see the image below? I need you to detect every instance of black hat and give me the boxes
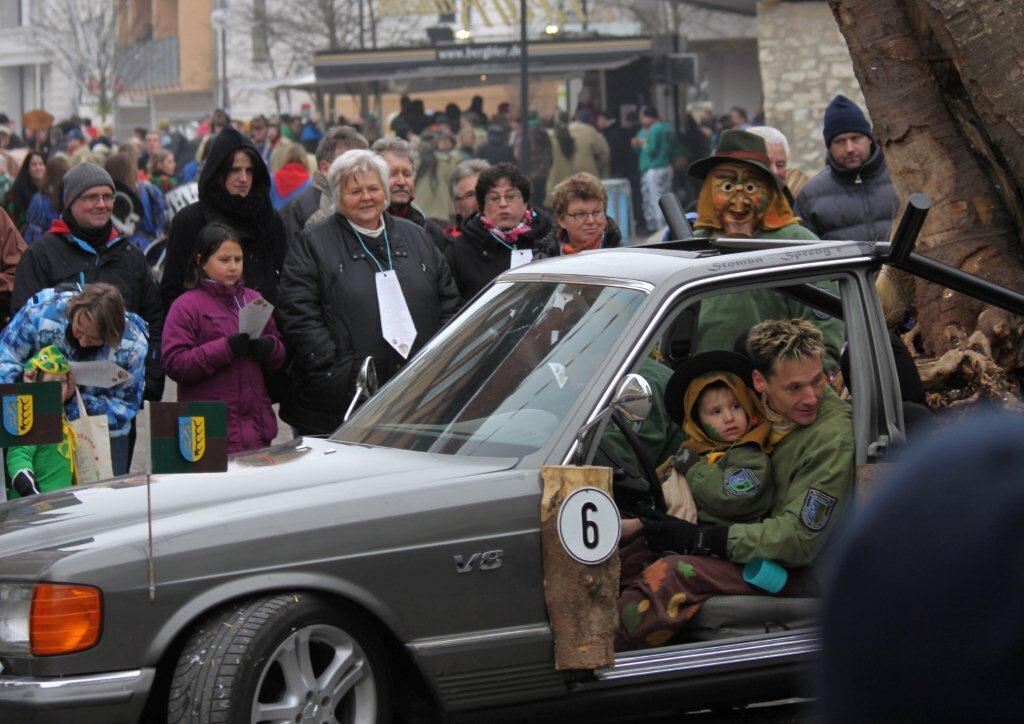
[664,350,755,425]
[822,94,872,146]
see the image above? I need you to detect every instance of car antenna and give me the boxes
[145,404,156,602]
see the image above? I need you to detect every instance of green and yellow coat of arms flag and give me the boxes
[0,382,63,447]
[149,402,228,474]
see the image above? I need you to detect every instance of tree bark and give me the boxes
[540,465,619,670]
[829,1,1024,358]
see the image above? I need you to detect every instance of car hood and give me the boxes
[0,437,517,564]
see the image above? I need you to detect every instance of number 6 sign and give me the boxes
[556,487,620,564]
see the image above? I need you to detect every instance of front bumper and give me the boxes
[0,667,156,723]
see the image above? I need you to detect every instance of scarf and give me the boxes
[762,395,798,446]
[60,208,114,249]
[480,207,535,245]
[201,180,274,236]
[560,228,604,255]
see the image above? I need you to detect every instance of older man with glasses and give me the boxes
[10,161,164,407]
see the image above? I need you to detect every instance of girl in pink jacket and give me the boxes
[162,223,286,453]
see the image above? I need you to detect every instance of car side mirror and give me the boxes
[610,373,652,424]
[573,373,652,466]
[343,356,378,423]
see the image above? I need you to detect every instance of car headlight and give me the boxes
[0,582,102,656]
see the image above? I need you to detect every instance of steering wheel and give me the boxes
[608,410,668,514]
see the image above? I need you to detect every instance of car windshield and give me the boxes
[333,281,646,458]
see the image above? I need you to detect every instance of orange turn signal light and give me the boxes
[30,583,102,656]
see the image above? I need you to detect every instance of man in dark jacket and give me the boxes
[12,163,164,402]
[793,95,899,241]
[370,136,450,252]
[160,127,288,312]
[282,125,368,244]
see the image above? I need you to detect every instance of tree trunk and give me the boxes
[829,1,1024,359]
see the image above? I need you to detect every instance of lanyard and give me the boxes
[489,230,516,251]
[348,221,393,272]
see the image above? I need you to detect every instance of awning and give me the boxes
[311,36,653,93]
[233,72,318,92]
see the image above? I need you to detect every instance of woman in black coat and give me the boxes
[160,127,287,313]
[276,149,461,435]
[445,162,555,300]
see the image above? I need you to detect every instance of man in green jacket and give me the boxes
[617,319,854,650]
[632,106,675,235]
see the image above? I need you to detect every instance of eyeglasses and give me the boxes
[76,192,115,206]
[484,191,523,205]
[455,191,477,202]
[563,209,606,222]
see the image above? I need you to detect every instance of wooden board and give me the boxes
[540,465,620,670]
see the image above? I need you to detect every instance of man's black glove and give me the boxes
[642,511,729,558]
[12,469,40,497]
[226,333,250,358]
[248,337,275,363]
[673,446,701,477]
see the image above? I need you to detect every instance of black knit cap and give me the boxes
[61,162,115,207]
[822,94,872,146]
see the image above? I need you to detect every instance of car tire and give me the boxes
[167,592,392,724]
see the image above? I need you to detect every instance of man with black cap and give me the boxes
[793,94,899,241]
[11,162,163,402]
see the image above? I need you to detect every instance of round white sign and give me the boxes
[556,487,620,565]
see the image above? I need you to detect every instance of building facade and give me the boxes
[0,0,76,123]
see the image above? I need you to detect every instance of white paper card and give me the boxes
[510,249,533,269]
[375,270,417,359]
[69,360,131,388]
[548,362,568,389]
[239,297,274,338]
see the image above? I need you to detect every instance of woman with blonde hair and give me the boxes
[547,172,622,256]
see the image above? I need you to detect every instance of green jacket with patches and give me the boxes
[692,225,845,369]
[725,388,854,566]
[690,444,772,526]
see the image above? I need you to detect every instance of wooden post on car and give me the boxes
[540,465,620,669]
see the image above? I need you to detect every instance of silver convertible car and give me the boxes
[2,201,1022,723]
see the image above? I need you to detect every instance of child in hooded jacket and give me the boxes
[161,223,286,454]
[663,350,774,526]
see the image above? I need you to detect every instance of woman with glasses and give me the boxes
[445,162,555,299]
[547,172,622,256]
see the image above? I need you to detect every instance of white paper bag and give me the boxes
[661,469,698,524]
[71,391,113,483]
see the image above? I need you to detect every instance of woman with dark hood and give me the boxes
[160,127,287,313]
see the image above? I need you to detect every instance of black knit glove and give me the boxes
[673,447,701,477]
[642,512,728,558]
[226,333,250,359]
[248,337,275,363]
[12,469,40,497]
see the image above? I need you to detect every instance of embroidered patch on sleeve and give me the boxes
[724,468,762,497]
[800,488,838,531]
